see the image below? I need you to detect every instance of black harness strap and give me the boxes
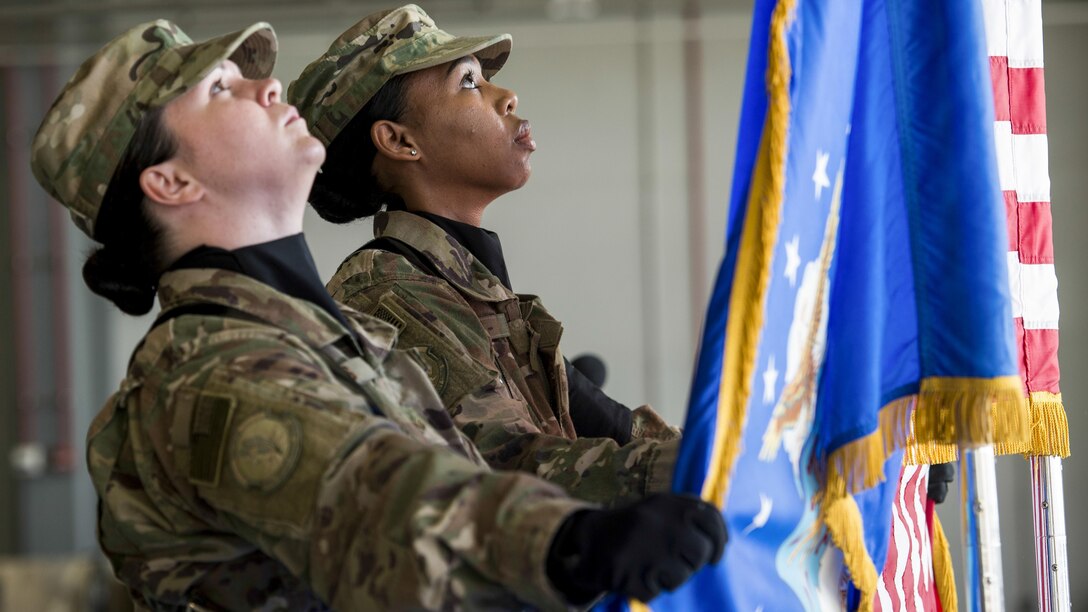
[152,302,265,330]
[362,236,442,278]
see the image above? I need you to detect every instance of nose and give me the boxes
[496,85,517,115]
[257,77,282,106]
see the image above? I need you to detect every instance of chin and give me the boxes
[512,165,532,190]
[302,140,326,166]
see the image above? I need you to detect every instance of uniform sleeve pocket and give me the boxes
[190,370,360,538]
[371,291,496,409]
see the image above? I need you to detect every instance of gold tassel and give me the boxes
[1011,392,1069,458]
[816,406,906,610]
[821,495,877,612]
[911,376,1028,447]
[820,398,914,495]
[629,601,652,612]
[931,509,958,612]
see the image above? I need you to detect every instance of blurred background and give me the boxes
[0,0,1084,609]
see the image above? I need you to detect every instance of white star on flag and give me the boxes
[741,493,774,536]
[762,354,778,404]
[812,149,831,200]
[784,234,800,287]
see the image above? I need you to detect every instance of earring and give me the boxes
[410,149,418,156]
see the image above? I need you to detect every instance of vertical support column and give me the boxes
[1030,455,1070,612]
[0,66,17,554]
[634,0,662,407]
[959,446,1005,612]
[43,64,73,474]
[683,0,707,339]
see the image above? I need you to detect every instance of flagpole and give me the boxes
[1030,456,1071,612]
[959,446,1004,612]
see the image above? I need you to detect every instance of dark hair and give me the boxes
[310,72,413,223]
[83,105,177,315]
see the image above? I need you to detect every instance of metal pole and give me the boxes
[959,445,1004,612]
[1030,456,1070,612]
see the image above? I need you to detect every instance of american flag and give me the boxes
[982,0,1064,435]
[986,0,1068,609]
[875,466,941,612]
[875,1,1063,610]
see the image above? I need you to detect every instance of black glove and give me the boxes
[546,493,727,604]
[927,463,955,504]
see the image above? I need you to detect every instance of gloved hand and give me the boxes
[927,463,955,504]
[546,493,727,604]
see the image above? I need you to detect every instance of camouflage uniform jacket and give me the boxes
[327,211,680,507]
[87,267,592,611]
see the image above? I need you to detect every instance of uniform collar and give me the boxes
[169,234,350,329]
[156,267,397,358]
[374,210,515,303]
[409,211,513,291]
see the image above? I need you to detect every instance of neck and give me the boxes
[405,201,484,226]
[398,185,499,228]
[158,192,307,265]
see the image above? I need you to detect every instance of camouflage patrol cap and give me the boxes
[288,4,511,147]
[30,20,277,240]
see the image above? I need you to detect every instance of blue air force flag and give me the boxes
[641,0,1026,610]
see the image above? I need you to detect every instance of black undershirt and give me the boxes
[168,233,353,332]
[407,211,633,444]
[410,211,513,290]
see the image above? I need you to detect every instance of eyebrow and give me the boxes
[206,62,228,80]
[445,55,478,77]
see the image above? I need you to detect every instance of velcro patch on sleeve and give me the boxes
[189,392,236,487]
[229,411,302,493]
[372,305,406,332]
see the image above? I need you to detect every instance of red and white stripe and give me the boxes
[987,2,1067,606]
[874,466,940,612]
[983,0,1062,398]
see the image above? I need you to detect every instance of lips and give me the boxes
[284,106,301,127]
[514,120,536,151]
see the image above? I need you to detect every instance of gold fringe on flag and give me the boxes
[819,397,913,496]
[911,376,1028,448]
[902,437,957,466]
[816,398,911,612]
[903,399,957,465]
[700,0,796,508]
[995,391,1068,457]
[931,508,958,612]
[821,494,878,612]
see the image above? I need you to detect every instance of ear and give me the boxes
[138,160,204,207]
[371,120,420,161]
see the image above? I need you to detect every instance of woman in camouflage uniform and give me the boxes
[30,19,725,610]
[290,4,682,509]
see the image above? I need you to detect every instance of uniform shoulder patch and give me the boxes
[189,392,236,487]
[229,411,302,493]
[409,346,450,394]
